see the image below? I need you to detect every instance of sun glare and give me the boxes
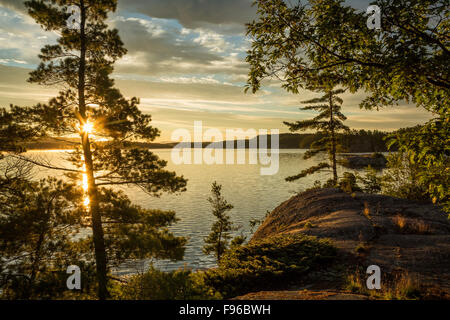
[83,195,90,207]
[81,163,90,207]
[82,120,94,134]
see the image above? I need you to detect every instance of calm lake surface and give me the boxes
[23,149,363,274]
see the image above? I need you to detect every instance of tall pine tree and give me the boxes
[9,0,187,299]
[284,88,349,184]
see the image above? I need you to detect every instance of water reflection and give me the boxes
[18,149,364,273]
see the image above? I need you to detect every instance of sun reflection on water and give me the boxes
[81,161,90,208]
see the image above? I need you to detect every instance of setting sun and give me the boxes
[82,120,94,134]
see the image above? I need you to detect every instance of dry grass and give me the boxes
[415,220,432,234]
[363,202,371,219]
[393,215,432,235]
[354,242,369,254]
[394,215,407,230]
[344,270,423,300]
[383,273,422,300]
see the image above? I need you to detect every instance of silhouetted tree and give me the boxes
[203,182,237,262]
[0,174,85,299]
[8,0,187,299]
[284,88,349,184]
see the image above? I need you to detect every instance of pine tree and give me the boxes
[9,0,187,299]
[284,88,349,184]
[0,176,85,299]
[203,182,236,263]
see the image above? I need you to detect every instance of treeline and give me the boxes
[21,130,394,153]
[277,130,390,152]
[223,130,394,152]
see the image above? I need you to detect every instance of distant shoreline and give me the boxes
[20,131,395,153]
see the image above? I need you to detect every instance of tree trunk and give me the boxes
[78,1,108,300]
[23,229,45,299]
[330,92,338,184]
[217,227,223,262]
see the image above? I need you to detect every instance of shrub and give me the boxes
[381,152,430,202]
[357,166,382,194]
[372,152,387,160]
[304,221,315,229]
[344,270,424,300]
[203,234,337,298]
[339,172,362,193]
[112,266,220,300]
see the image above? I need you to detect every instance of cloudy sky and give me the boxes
[0,0,432,142]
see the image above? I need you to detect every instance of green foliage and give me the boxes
[86,188,187,266]
[230,235,246,249]
[339,172,361,194]
[246,0,449,115]
[381,152,431,203]
[203,234,337,298]
[249,210,271,233]
[345,270,425,300]
[6,0,187,299]
[0,171,186,299]
[338,130,393,153]
[386,121,449,212]
[304,221,315,229]
[0,108,39,153]
[0,175,86,299]
[247,0,448,211]
[357,166,382,194]
[275,130,392,152]
[285,88,349,183]
[203,182,241,262]
[112,266,219,300]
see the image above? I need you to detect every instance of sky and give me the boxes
[0,0,433,142]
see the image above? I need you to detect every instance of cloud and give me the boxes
[0,1,251,78]
[193,29,228,53]
[112,16,248,77]
[0,1,433,142]
[119,0,256,30]
[0,0,25,12]
[0,6,58,66]
[0,0,373,34]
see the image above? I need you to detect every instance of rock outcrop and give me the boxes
[250,188,450,297]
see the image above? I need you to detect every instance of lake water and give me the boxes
[20,149,363,274]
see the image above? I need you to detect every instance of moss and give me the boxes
[304,221,315,229]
